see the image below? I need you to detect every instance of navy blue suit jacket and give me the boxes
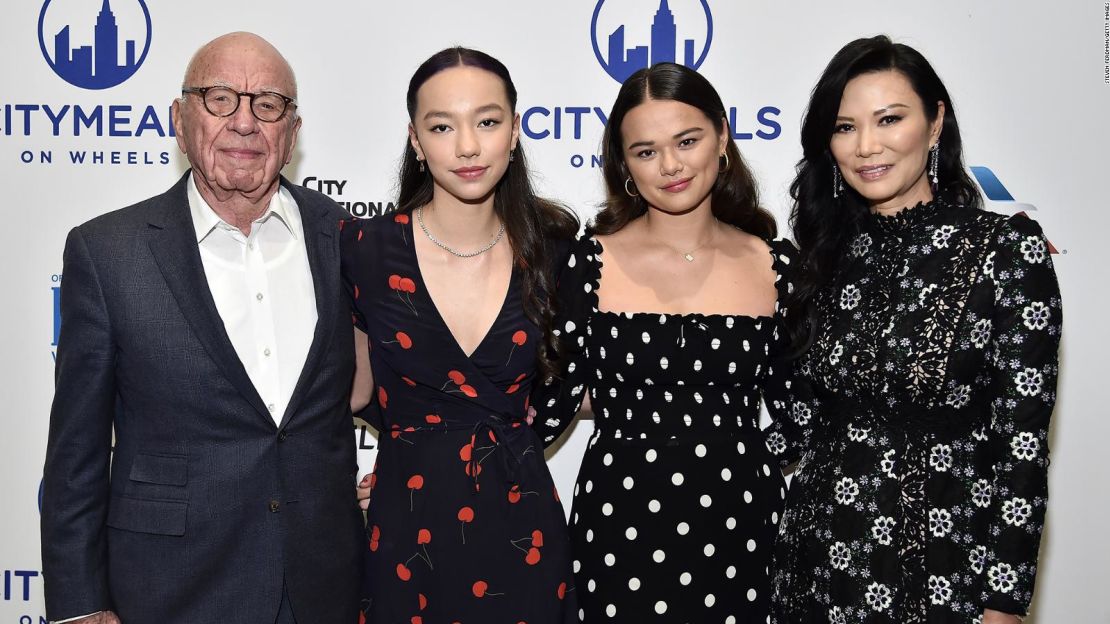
[41,171,363,624]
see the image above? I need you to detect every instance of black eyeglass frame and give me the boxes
[181,86,298,122]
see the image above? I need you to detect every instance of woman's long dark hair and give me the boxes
[396,47,579,380]
[785,35,982,351]
[594,62,775,238]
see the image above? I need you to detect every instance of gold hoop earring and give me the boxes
[719,152,730,173]
[624,176,639,197]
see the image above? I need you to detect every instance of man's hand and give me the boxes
[982,608,1022,624]
[356,474,372,510]
[67,611,120,624]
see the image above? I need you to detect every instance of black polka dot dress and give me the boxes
[533,233,801,623]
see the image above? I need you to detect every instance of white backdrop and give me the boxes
[2,1,1106,622]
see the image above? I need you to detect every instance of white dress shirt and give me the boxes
[188,175,318,426]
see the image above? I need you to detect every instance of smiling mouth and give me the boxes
[661,177,694,192]
[451,166,488,180]
[857,165,893,181]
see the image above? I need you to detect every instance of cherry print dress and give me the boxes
[532,232,801,623]
[340,213,578,624]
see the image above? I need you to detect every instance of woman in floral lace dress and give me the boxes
[766,36,1062,624]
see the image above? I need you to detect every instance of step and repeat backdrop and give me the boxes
[2,0,1106,621]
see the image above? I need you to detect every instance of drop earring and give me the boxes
[832,163,843,198]
[418,158,425,173]
[928,142,940,190]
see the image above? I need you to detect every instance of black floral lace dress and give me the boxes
[765,201,1062,623]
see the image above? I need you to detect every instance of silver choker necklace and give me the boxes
[415,207,505,258]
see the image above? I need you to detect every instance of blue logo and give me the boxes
[591,0,713,83]
[38,0,152,90]
[971,166,1059,253]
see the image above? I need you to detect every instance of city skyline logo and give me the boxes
[38,0,152,90]
[591,0,713,83]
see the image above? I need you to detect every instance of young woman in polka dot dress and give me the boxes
[343,48,580,623]
[533,63,801,623]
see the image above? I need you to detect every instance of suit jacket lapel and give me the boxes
[279,178,340,428]
[146,171,273,424]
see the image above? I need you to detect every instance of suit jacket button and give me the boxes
[269,500,280,513]
[278,430,288,442]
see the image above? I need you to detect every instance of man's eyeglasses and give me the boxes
[181,86,297,123]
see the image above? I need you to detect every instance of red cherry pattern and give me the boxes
[341,218,574,621]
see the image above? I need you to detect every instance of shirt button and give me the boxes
[256,293,264,301]
[267,403,275,413]
[269,500,280,513]
[248,242,255,250]
[264,348,272,357]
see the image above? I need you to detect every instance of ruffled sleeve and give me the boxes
[531,232,600,447]
[761,238,820,468]
[338,216,370,332]
[980,214,1062,615]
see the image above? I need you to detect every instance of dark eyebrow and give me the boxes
[475,103,505,115]
[836,103,911,122]
[423,103,505,121]
[627,126,705,150]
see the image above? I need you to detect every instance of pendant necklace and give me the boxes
[652,219,718,262]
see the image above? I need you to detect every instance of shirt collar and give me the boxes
[187,174,299,243]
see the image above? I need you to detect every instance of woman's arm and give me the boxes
[350,327,373,413]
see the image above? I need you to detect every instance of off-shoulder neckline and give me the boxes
[578,232,793,322]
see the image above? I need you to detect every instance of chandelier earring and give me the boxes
[832,162,844,198]
[929,141,940,190]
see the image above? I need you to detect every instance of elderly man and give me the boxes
[40,33,362,624]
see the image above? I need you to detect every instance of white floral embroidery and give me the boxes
[946,384,971,408]
[983,250,996,278]
[828,341,844,366]
[792,402,812,426]
[850,233,873,257]
[988,562,1018,593]
[1010,432,1040,461]
[929,444,953,472]
[834,477,859,505]
[865,582,893,611]
[932,224,957,249]
[919,283,938,305]
[1001,497,1033,526]
[970,479,992,508]
[880,449,897,478]
[828,541,851,570]
[765,431,787,456]
[847,424,870,442]
[970,318,992,348]
[969,545,987,574]
[929,508,954,537]
[928,575,953,605]
[840,284,861,310]
[1019,236,1047,264]
[871,516,896,545]
[827,606,846,624]
[1021,301,1050,331]
[1014,367,1044,397]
